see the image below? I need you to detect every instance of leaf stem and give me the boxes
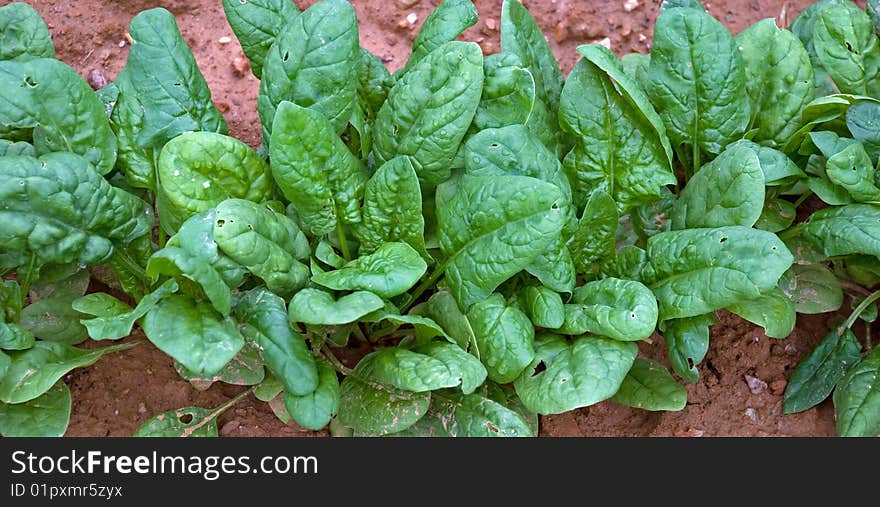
[842,289,880,332]
[370,324,399,341]
[215,386,256,416]
[792,190,813,209]
[352,324,370,344]
[400,260,449,313]
[321,345,353,376]
[335,222,352,261]
[19,253,37,305]
[692,143,701,178]
[114,249,151,288]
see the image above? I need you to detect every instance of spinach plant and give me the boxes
[2,0,877,437]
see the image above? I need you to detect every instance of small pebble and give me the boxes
[745,374,768,394]
[232,56,250,77]
[406,12,419,26]
[87,68,108,90]
[484,18,498,32]
[744,407,757,421]
[118,40,126,48]
[138,403,147,414]
[673,427,705,437]
[218,36,232,44]
[596,37,612,50]
[624,0,640,12]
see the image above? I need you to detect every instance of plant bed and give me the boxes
[2,0,878,437]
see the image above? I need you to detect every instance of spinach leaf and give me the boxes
[221,0,300,78]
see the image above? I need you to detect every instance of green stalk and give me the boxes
[842,289,880,332]
[792,190,813,209]
[336,222,352,261]
[114,250,151,288]
[19,253,37,305]
[321,345,353,376]
[399,259,451,314]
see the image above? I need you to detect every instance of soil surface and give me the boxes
[14,0,860,436]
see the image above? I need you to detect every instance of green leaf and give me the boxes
[474,52,535,130]
[611,357,687,411]
[484,381,539,435]
[415,341,487,395]
[0,61,34,140]
[19,295,88,345]
[501,0,565,148]
[755,198,797,233]
[727,287,796,339]
[0,324,33,351]
[514,334,638,415]
[647,6,750,155]
[467,294,535,384]
[285,361,339,431]
[0,139,34,157]
[825,143,880,202]
[221,0,300,78]
[235,288,318,397]
[0,380,70,437]
[175,342,265,389]
[569,278,659,342]
[662,313,714,383]
[730,140,806,186]
[357,48,391,118]
[672,143,765,229]
[870,0,880,36]
[436,174,567,309]
[524,236,576,294]
[846,254,880,286]
[288,288,384,326]
[362,310,450,342]
[269,101,366,237]
[600,245,650,282]
[337,357,431,435]
[736,18,815,147]
[800,204,880,258]
[521,286,565,329]
[560,44,675,211]
[570,191,618,276]
[142,295,245,376]
[134,406,219,437]
[426,290,476,352]
[109,71,156,190]
[812,3,880,97]
[0,2,54,61]
[213,199,311,296]
[254,372,283,402]
[357,157,428,259]
[0,341,135,404]
[784,329,862,414]
[778,263,843,314]
[73,280,178,341]
[645,226,794,320]
[846,101,880,162]
[355,346,474,393]
[834,346,880,437]
[393,390,532,437]
[259,0,358,139]
[401,0,478,75]
[157,132,273,231]
[312,242,427,298]
[123,8,227,149]
[373,41,483,188]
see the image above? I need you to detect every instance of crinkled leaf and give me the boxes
[729,140,806,186]
[812,3,880,97]
[0,341,135,404]
[570,190,618,275]
[0,323,33,351]
[727,287,796,339]
[288,288,384,326]
[672,141,764,229]
[142,295,245,376]
[312,242,427,298]
[736,18,815,147]
[0,2,54,62]
[236,288,318,397]
[514,334,638,415]
[846,101,880,162]
[356,347,470,393]
[474,52,535,130]
[800,204,880,258]
[401,0,478,75]
[415,341,487,395]
[825,143,880,202]
[124,8,227,149]
[436,174,567,309]
[373,41,483,188]
[611,358,687,411]
[520,286,564,329]
[258,0,358,138]
[561,45,675,211]
[285,361,339,431]
[175,342,265,389]
[467,294,535,384]
[72,280,178,341]
[570,278,659,342]
[269,101,365,236]
[600,245,649,282]
[0,139,34,157]
[0,60,34,140]
[393,390,532,437]
[157,132,273,231]
[337,358,431,436]
[645,226,794,320]
[755,198,797,233]
[426,290,476,353]
[784,329,862,414]
[357,157,428,259]
[647,6,750,155]
[778,263,844,314]
[221,0,300,78]
[0,380,70,437]
[662,313,714,383]
[834,346,880,437]
[213,199,310,296]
